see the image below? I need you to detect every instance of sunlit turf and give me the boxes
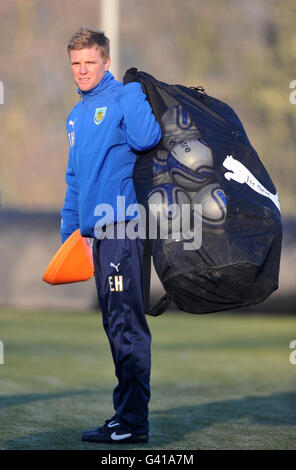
[0,309,295,450]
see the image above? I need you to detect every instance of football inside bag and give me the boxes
[132,71,282,315]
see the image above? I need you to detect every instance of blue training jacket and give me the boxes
[60,71,161,243]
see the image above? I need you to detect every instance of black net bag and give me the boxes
[131,71,282,315]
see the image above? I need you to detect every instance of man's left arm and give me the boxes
[121,70,161,151]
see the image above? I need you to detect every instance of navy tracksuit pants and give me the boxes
[93,224,151,434]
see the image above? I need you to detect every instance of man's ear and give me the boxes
[105,57,111,72]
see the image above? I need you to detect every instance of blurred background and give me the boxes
[0,0,295,312]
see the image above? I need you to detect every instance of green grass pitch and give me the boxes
[0,309,295,450]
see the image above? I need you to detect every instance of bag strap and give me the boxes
[143,238,152,313]
[143,239,171,317]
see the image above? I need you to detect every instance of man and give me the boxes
[61,27,161,444]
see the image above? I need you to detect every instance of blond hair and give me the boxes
[67,27,110,60]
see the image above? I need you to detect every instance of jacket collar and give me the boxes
[78,71,114,99]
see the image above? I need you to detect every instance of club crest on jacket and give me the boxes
[94,107,107,125]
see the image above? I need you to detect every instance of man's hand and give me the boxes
[123,67,139,85]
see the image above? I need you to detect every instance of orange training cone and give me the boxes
[42,229,94,285]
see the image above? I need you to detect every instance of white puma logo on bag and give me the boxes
[110,262,120,272]
[223,155,280,212]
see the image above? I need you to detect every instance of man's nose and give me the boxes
[79,64,88,74]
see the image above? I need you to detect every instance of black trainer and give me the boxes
[81,419,149,444]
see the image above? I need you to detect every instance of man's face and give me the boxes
[69,46,111,92]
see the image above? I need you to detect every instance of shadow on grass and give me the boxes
[3,391,296,449]
[0,390,99,410]
[149,391,296,445]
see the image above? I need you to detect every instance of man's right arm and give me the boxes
[60,143,79,244]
